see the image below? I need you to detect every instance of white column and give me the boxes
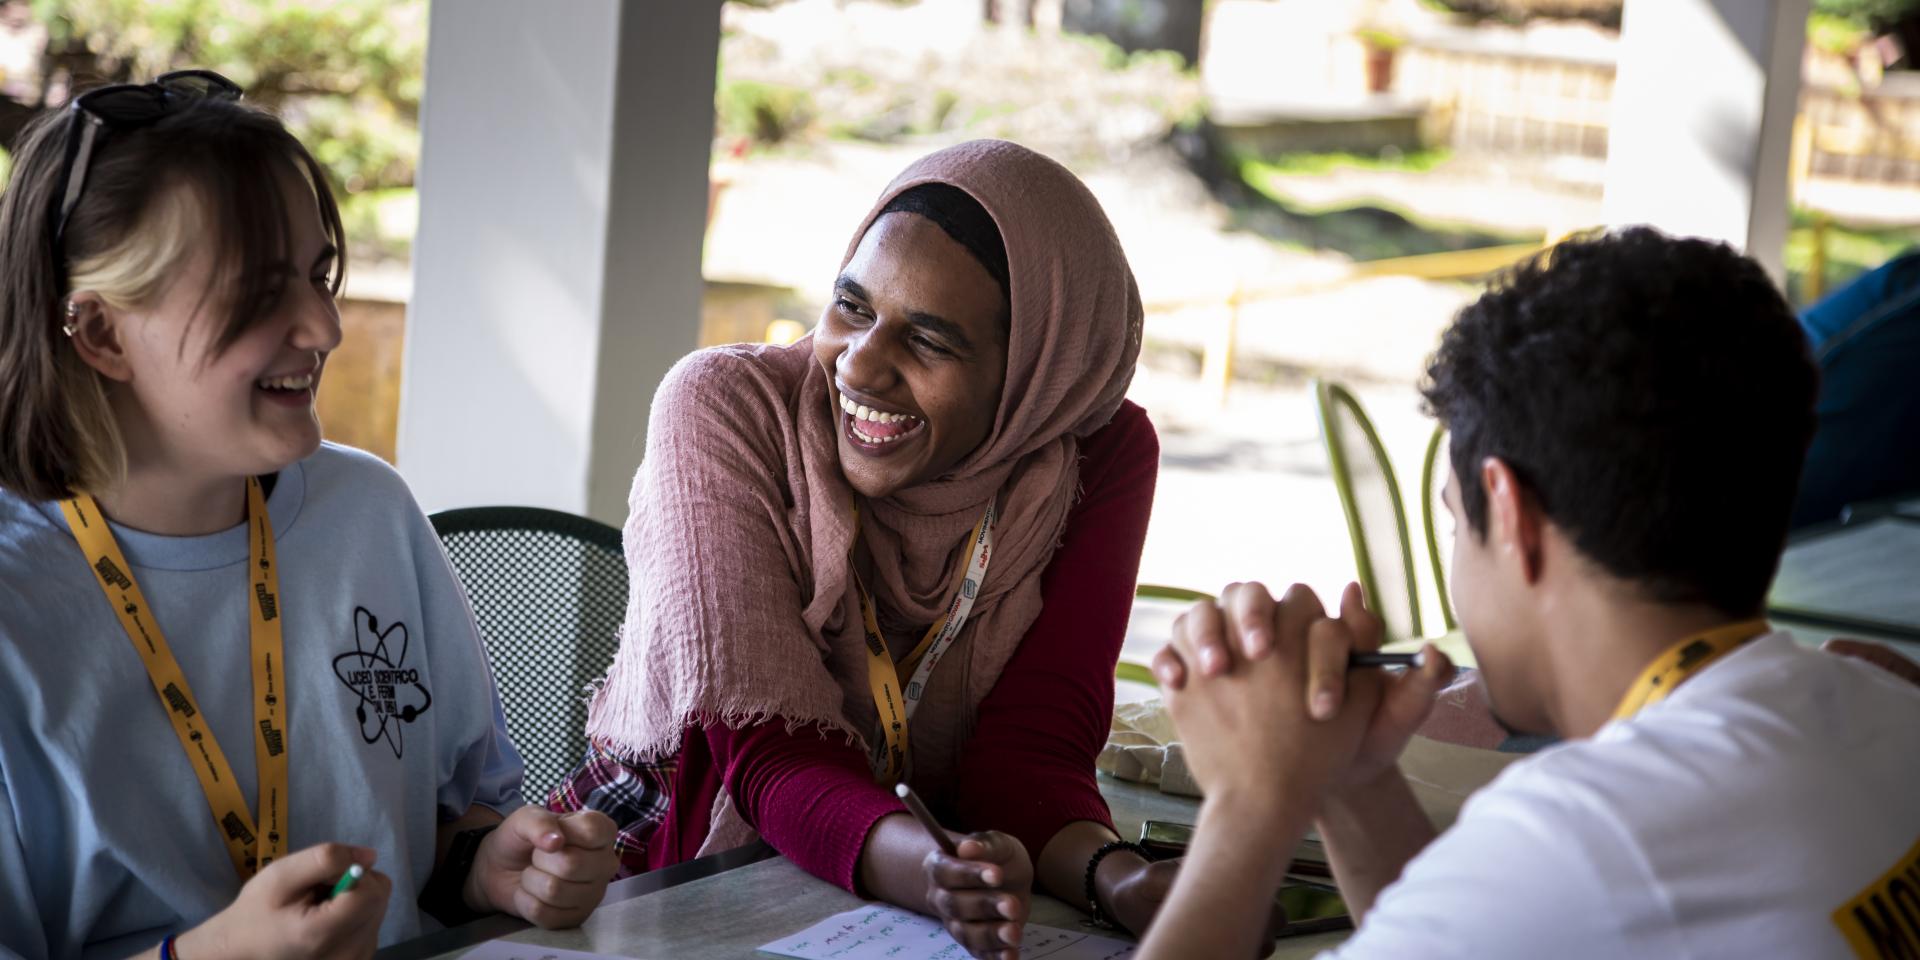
[399,1,720,524]
[1602,0,1808,282]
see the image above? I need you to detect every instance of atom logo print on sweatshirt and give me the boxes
[332,607,433,758]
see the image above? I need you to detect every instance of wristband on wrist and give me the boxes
[159,935,179,960]
[1083,839,1147,929]
[419,823,500,926]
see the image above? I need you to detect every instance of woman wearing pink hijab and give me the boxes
[550,140,1164,957]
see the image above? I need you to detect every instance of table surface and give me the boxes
[379,730,1528,960]
[374,494,1920,960]
[378,777,1352,960]
[1768,515,1920,641]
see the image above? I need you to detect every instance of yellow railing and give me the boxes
[1148,236,1553,405]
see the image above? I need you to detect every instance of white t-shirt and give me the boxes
[1327,632,1920,960]
[0,443,524,960]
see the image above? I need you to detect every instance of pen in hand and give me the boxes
[1349,650,1425,669]
[895,782,958,856]
[328,863,364,899]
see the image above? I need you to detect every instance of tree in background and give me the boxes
[1,0,426,260]
[1423,0,1621,27]
[1431,0,1920,56]
[1816,0,1920,65]
[1436,0,1920,64]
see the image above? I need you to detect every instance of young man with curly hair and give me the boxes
[1138,227,1920,959]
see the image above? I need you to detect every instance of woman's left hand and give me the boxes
[1102,856,1177,936]
[924,831,1034,960]
[1102,856,1287,944]
[1825,637,1920,687]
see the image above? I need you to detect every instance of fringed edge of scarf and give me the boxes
[583,674,867,767]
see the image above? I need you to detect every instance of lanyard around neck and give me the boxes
[1610,618,1769,722]
[851,503,995,784]
[59,478,289,880]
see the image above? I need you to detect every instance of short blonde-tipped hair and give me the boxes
[55,180,214,494]
[0,91,345,502]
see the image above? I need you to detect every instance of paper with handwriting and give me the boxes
[759,904,1137,960]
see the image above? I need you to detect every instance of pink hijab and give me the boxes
[585,140,1142,849]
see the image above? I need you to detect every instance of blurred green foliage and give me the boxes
[1243,149,1454,180]
[18,0,426,261]
[1814,0,1920,28]
[1786,208,1920,306]
[716,77,815,146]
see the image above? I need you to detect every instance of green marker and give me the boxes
[328,863,365,899]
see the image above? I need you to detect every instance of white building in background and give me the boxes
[395,0,1812,522]
[1603,0,1809,283]
[399,2,722,525]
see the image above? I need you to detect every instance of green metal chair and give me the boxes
[430,506,627,801]
[1134,584,1215,604]
[1420,423,1457,632]
[1313,379,1424,644]
[1117,584,1217,688]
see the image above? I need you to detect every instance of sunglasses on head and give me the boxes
[49,69,244,262]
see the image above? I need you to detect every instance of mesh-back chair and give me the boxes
[1420,423,1457,632]
[430,507,627,800]
[1118,585,1217,688]
[1313,379,1423,644]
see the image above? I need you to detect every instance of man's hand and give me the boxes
[1320,584,1455,790]
[465,806,618,928]
[1134,583,1384,960]
[1155,582,1454,793]
[1158,582,1383,822]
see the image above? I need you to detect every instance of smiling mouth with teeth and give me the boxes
[256,373,315,393]
[839,393,926,445]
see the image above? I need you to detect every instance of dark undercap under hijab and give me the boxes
[879,183,1010,311]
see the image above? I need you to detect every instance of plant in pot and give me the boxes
[1359,28,1405,94]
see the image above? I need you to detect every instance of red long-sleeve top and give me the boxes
[641,401,1158,890]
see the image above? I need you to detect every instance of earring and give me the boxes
[61,301,77,338]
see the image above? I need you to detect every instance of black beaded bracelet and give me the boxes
[1083,839,1148,930]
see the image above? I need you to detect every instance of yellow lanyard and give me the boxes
[852,504,995,784]
[59,479,289,880]
[1610,618,1770,722]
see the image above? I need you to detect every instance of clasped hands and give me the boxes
[1152,582,1455,830]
